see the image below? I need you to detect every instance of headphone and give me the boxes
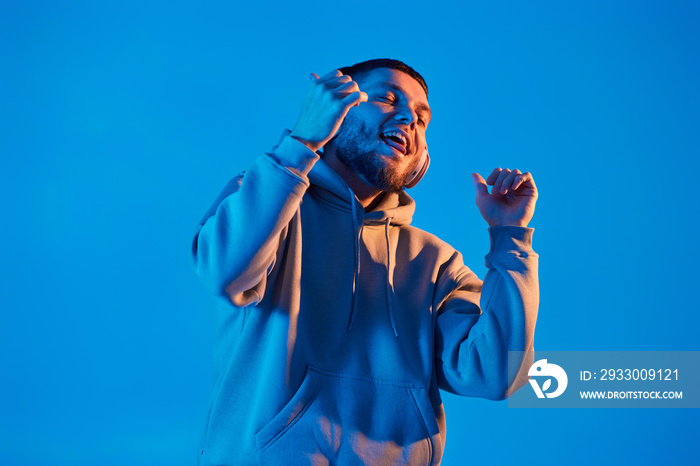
[404,145,430,189]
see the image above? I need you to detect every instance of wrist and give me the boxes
[289,132,322,153]
[489,222,528,228]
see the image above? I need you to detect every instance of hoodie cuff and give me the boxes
[269,130,320,178]
[488,226,535,255]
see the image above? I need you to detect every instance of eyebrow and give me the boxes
[378,82,432,121]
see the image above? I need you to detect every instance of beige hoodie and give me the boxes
[192,131,539,465]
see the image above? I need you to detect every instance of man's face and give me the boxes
[332,68,431,192]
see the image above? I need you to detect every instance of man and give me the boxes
[192,58,538,465]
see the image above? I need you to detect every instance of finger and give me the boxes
[492,168,511,195]
[515,172,538,196]
[499,169,521,195]
[340,90,369,113]
[315,69,344,84]
[310,73,320,80]
[485,167,502,185]
[471,173,489,198]
[511,172,529,191]
[323,75,353,90]
[333,80,361,96]
[510,173,524,191]
[342,90,368,107]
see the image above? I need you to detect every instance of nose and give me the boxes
[394,105,418,129]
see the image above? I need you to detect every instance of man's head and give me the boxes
[326,59,431,193]
[339,59,428,98]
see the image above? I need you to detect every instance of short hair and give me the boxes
[339,58,428,98]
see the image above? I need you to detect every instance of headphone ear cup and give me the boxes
[404,146,430,189]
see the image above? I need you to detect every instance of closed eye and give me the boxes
[376,93,397,103]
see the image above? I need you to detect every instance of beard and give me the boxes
[333,115,420,193]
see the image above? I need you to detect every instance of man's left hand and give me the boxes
[471,168,538,228]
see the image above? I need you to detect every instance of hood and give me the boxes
[307,157,416,226]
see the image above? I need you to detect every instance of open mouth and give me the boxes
[380,130,408,155]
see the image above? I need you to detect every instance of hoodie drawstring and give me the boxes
[348,188,360,332]
[346,189,398,337]
[384,217,398,337]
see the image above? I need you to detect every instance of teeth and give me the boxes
[382,131,407,147]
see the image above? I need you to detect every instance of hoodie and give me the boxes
[191,131,539,465]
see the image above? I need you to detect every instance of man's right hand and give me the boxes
[290,70,368,153]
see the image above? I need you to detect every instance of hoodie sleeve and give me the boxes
[191,131,320,306]
[433,226,538,400]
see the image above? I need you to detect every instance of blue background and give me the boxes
[2,1,698,464]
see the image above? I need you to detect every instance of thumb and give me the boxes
[471,173,489,197]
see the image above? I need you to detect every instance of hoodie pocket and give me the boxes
[255,367,440,465]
